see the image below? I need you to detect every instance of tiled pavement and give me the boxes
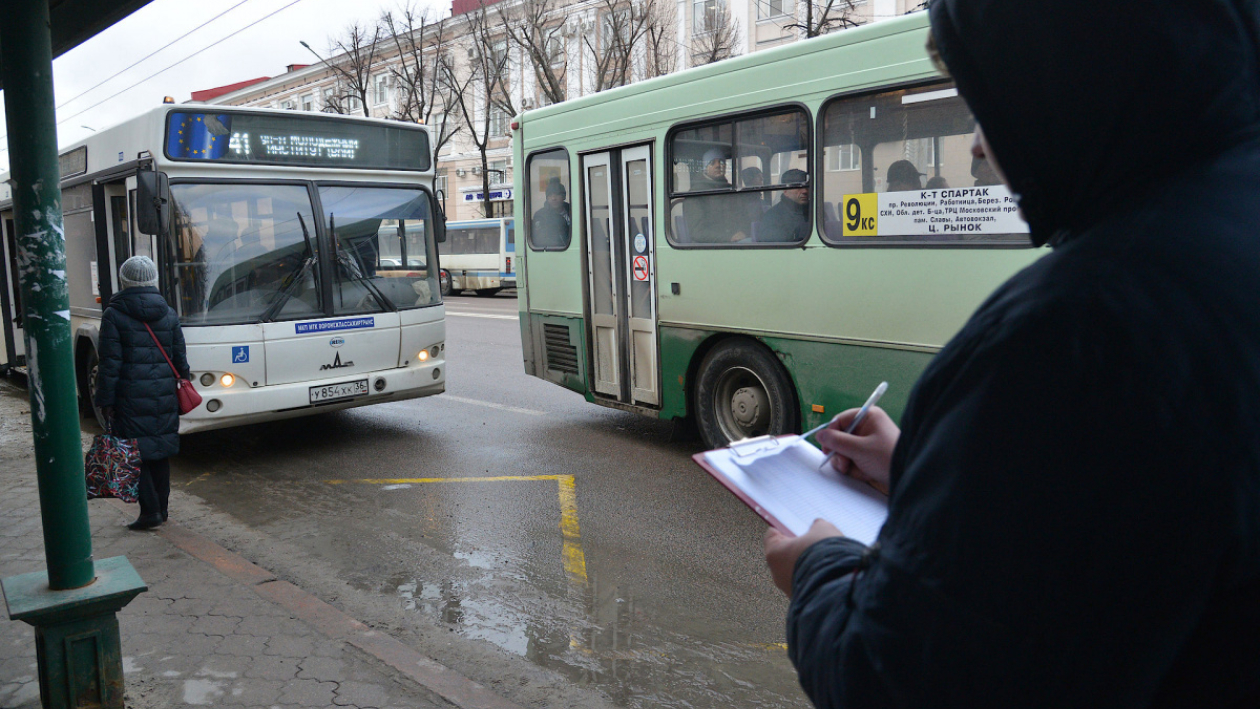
[0,384,519,709]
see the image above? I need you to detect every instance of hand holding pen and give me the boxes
[815,382,898,494]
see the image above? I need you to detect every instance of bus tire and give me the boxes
[83,348,108,429]
[440,270,453,297]
[474,288,501,297]
[694,339,797,449]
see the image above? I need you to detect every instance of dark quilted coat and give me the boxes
[784,1,1260,707]
[94,287,190,460]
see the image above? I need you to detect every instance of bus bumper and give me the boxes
[177,360,445,434]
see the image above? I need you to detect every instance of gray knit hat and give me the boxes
[119,256,158,289]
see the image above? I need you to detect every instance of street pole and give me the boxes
[0,3,145,707]
[1,0,94,592]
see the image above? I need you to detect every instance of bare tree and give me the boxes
[499,0,568,106]
[315,21,383,117]
[786,0,863,38]
[442,4,516,217]
[583,0,657,92]
[382,3,461,157]
[643,0,678,78]
[691,0,740,66]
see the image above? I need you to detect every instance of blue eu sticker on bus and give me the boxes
[232,346,249,364]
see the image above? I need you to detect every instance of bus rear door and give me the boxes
[583,145,659,406]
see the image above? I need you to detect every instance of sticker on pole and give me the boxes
[632,255,650,282]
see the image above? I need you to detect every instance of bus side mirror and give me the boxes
[136,170,170,236]
[432,191,447,243]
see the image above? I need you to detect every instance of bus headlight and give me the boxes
[200,373,215,387]
[418,350,429,362]
[220,373,235,388]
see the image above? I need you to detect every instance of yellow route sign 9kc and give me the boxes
[843,193,878,237]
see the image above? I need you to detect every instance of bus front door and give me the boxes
[583,145,659,407]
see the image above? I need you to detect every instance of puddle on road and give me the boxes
[374,564,804,709]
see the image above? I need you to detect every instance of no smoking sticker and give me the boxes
[632,255,649,282]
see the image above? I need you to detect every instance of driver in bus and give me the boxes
[531,177,571,248]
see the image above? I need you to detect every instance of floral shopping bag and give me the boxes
[84,426,141,503]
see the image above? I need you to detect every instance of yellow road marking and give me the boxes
[326,474,589,590]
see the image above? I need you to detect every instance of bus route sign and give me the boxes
[843,186,1028,238]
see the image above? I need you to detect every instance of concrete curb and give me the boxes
[104,498,527,709]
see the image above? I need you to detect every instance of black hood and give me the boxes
[108,286,171,324]
[929,0,1260,246]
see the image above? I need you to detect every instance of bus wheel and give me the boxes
[83,349,108,429]
[474,288,501,297]
[440,270,453,297]
[695,339,796,449]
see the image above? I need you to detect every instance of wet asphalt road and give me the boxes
[172,293,809,709]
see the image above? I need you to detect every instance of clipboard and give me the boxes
[693,434,889,543]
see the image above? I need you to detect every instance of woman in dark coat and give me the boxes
[94,256,190,530]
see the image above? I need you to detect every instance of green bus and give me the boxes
[513,11,1043,449]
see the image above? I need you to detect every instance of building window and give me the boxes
[301,94,314,112]
[281,99,295,110]
[489,159,508,184]
[489,105,510,137]
[693,0,718,33]
[322,88,336,111]
[373,73,390,105]
[758,0,791,19]
[827,142,860,171]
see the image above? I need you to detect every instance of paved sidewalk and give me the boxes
[0,383,522,709]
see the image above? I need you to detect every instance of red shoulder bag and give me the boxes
[144,323,202,415]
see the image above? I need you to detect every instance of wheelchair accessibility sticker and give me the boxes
[232,346,249,363]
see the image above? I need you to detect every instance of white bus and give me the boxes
[0,105,448,433]
[437,218,515,296]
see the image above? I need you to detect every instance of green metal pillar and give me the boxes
[0,3,146,708]
[0,0,92,591]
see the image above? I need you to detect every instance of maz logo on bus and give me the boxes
[329,337,345,348]
[320,353,355,371]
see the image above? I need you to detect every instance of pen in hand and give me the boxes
[818,381,889,473]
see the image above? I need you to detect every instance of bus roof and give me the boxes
[0,104,434,199]
[517,12,933,146]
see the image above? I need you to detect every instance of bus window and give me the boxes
[820,83,1029,244]
[172,183,321,324]
[668,108,810,246]
[444,225,500,255]
[527,149,571,250]
[320,185,439,311]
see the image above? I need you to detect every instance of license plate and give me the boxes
[309,379,369,404]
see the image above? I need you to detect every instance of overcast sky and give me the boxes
[0,0,447,172]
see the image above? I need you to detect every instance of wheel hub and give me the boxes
[729,385,769,430]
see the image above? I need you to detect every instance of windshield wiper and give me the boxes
[330,212,396,312]
[262,212,317,322]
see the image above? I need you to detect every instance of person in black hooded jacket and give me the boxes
[95,255,190,530]
[763,2,1260,707]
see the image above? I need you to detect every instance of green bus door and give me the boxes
[583,145,659,407]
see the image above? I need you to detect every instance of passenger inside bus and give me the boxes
[757,169,810,242]
[684,149,750,243]
[886,159,926,192]
[531,177,571,248]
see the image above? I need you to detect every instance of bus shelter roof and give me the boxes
[0,0,154,90]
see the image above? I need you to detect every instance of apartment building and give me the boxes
[197,0,921,220]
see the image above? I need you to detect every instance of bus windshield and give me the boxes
[173,183,440,325]
[318,185,439,314]
[173,183,322,325]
